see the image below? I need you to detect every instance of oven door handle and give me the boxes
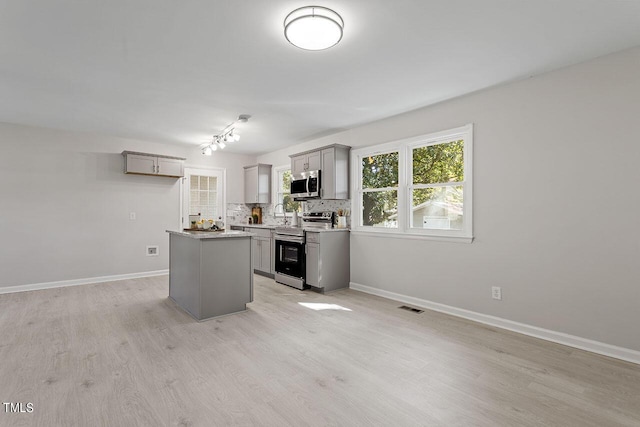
[275,236,305,244]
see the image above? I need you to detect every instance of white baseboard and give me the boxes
[349,281,640,365]
[0,270,169,295]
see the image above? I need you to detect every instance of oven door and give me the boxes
[275,238,305,279]
[290,178,308,198]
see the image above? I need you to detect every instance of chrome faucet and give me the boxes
[273,203,289,225]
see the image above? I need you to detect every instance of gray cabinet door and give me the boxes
[244,164,271,204]
[292,152,322,174]
[256,165,271,203]
[321,148,335,199]
[126,154,156,175]
[306,242,320,287]
[259,237,271,273]
[291,155,307,175]
[307,151,322,171]
[244,166,258,203]
[157,157,184,177]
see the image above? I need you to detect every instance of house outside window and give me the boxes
[352,124,473,242]
[273,166,300,215]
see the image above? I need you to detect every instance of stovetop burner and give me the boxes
[302,211,334,229]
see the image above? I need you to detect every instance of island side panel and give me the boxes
[169,233,202,319]
[199,236,253,319]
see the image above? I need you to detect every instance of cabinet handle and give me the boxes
[157,164,159,173]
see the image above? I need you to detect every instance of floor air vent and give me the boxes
[398,305,424,314]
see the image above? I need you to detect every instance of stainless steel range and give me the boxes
[274,226,306,289]
[274,211,335,290]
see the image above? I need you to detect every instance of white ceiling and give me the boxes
[1,1,639,154]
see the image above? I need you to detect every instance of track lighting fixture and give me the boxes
[201,114,251,155]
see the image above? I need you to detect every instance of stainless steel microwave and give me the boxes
[291,170,321,200]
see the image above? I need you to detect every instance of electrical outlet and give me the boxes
[129,212,136,220]
[146,246,159,256]
[492,286,502,300]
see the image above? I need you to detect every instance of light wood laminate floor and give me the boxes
[0,275,639,426]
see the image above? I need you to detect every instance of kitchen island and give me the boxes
[166,230,254,321]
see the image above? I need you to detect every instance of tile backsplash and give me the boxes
[226,200,351,227]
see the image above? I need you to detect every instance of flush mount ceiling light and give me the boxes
[201,114,251,156]
[284,6,344,51]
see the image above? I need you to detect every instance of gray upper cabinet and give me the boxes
[290,144,350,199]
[320,145,350,199]
[291,150,321,175]
[244,164,272,204]
[122,151,185,178]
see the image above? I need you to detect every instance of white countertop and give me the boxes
[303,228,350,233]
[166,230,254,239]
[231,224,350,233]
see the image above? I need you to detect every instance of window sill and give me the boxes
[350,230,473,244]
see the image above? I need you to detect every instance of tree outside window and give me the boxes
[275,168,300,214]
[362,152,398,227]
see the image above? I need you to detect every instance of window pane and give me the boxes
[362,152,399,189]
[413,140,464,184]
[282,170,293,192]
[283,194,299,212]
[200,191,209,207]
[411,186,463,230]
[190,176,199,190]
[363,191,398,228]
[276,169,300,214]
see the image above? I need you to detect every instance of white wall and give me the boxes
[258,47,640,352]
[0,123,255,288]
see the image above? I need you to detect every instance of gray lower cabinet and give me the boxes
[305,231,350,292]
[245,227,274,277]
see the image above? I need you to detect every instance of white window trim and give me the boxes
[351,124,473,243]
[272,164,295,217]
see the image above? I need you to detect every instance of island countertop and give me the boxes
[166,230,254,239]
